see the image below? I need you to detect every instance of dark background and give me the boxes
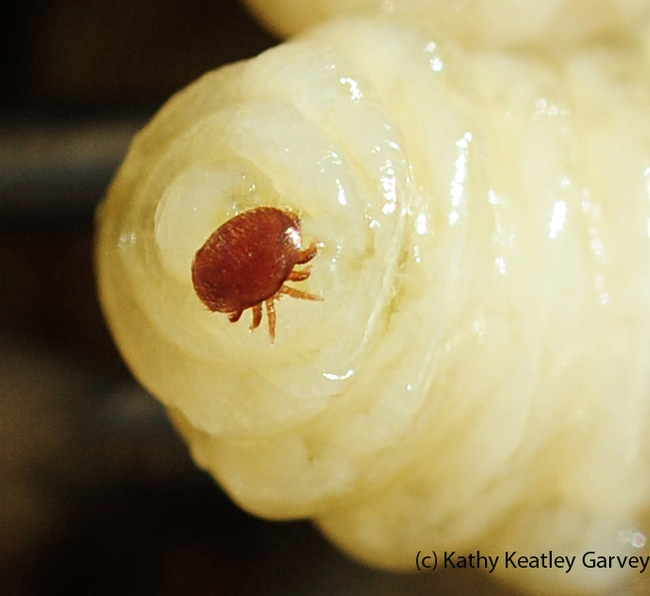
[0,1,515,594]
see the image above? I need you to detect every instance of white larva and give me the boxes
[96,9,650,595]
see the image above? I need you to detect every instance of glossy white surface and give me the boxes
[243,0,650,47]
[97,10,650,595]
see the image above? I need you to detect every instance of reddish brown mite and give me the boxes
[191,206,321,342]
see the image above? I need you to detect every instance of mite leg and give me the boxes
[228,310,243,323]
[250,304,262,330]
[280,285,322,301]
[288,267,311,282]
[265,299,276,343]
[296,241,318,264]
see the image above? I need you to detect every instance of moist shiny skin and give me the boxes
[95,10,650,596]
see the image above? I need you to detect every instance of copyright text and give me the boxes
[415,550,649,574]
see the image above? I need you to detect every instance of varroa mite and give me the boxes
[191,206,321,342]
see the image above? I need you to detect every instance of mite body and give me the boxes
[191,206,321,341]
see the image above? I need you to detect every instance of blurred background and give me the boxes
[0,1,517,594]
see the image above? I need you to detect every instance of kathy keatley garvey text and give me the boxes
[415,551,649,573]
